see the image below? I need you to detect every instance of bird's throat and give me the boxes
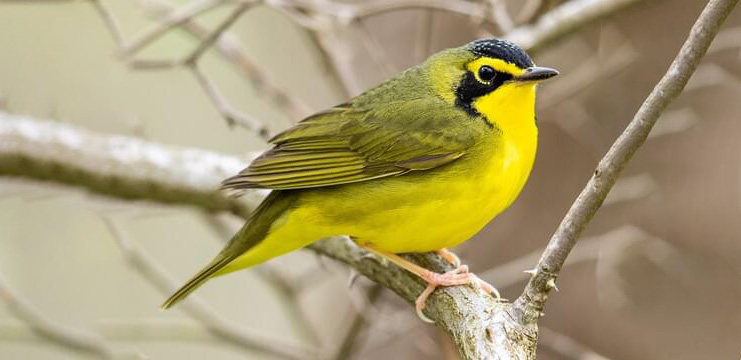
[473,83,538,136]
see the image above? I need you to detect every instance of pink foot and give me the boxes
[415,265,473,323]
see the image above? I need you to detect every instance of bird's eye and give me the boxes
[478,65,496,82]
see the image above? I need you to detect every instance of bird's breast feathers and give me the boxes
[277,113,538,254]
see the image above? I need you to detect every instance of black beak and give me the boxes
[513,66,559,82]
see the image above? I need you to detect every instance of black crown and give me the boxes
[468,38,533,69]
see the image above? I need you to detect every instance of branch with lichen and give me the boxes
[0,0,736,358]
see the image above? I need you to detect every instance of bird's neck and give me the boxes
[473,83,538,140]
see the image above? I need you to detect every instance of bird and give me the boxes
[162,38,558,322]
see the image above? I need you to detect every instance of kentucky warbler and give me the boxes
[163,38,558,321]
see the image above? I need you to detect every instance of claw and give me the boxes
[414,265,473,322]
[470,273,502,301]
[415,285,436,323]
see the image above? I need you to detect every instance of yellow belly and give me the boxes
[278,134,537,254]
[222,84,539,272]
[222,133,536,275]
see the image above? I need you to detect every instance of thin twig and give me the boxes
[0,274,138,359]
[333,284,384,360]
[144,0,312,121]
[89,0,126,48]
[515,0,544,24]
[118,0,227,58]
[189,63,271,138]
[0,112,255,218]
[183,2,255,66]
[538,327,611,360]
[540,42,639,109]
[505,0,651,54]
[515,0,739,323]
[200,213,323,346]
[102,217,318,360]
[487,0,515,33]
[481,226,651,289]
[335,0,484,21]
[354,19,397,77]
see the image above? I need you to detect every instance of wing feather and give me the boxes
[222,98,476,191]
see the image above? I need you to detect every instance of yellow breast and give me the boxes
[265,82,539,255]
[385,80,539,251]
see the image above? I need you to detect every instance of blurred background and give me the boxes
[0,0,740,359]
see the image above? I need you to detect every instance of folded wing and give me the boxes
[222,99,474,190]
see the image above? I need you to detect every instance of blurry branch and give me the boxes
[282,0,648,95]
[647,108,699,139]
[333,284,384,360]
[322,0,484,20]
[515,0,739,324]
[308,238,512,359]
[0,275,141,359]
[0,112,256,218]
[538,327,610,360]
[540,41,639,108]
[707,25,741,55]
[102,218,317,360]
[89,0,272,137]
[594,228,688,310]
[684,63,741,91]
[602,173,657,205]
[354,19,398,77]
[481,225,651,289]
[117,0,227,57]
[484,0,515,33]
[1,0,736,358]
[142,0,311,122]
[200,213,322,346]
[505,0,650,54]
[80,0,650,132]
[2,319,224,343]
[89,0,125,48]
[0,0,735,349]
[190,62,268,136]
[0,111,508,358]
[515,0,545,24]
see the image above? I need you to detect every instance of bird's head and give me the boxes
[425,38,558,123]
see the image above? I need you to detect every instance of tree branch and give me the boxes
[514,0,739,324]
[102,217,316,360]
[0,112,256,218]
[0,111,524,358]
[142,0,312,122]
[0,274,142,359]
[505,0,652,54]
[0,0,736,358]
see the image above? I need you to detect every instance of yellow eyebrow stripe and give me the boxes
[466,58,527,81]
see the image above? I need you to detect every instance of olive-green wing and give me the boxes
[222,99,475,190]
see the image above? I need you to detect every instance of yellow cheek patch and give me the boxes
[466,58,526,82]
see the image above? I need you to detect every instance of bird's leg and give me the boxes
[436,248,501,300]
[436,248,461,268]
[361,246,478,323]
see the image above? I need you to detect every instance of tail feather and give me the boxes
[161,191,296,310]
[161,256,234,309]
